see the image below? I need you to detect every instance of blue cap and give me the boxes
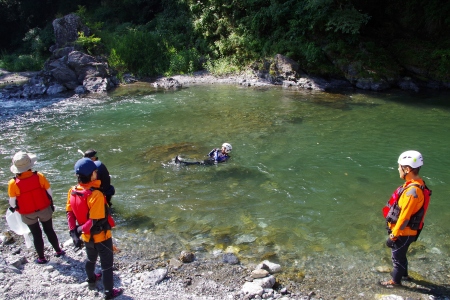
[74,158,97,176]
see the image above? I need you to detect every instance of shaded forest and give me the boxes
[1,0,449,82]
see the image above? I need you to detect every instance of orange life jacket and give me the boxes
[383,181,431,231]
[69,187,115,236]
[15,172,51,214]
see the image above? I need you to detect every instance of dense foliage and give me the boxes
[1,0,449,79]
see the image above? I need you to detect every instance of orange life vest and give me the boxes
[383,181,431,231]
[15,172,51,214]
[69,187,115,235]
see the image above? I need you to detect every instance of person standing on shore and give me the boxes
[7,151,65,264]
[82,149,115,206]
[66,158,122,299]
[381,150,431,287]
[175,142,232,165]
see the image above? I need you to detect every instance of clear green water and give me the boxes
[1,85,449,272]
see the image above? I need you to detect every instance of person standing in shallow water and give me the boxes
[83,149,115,206]
[380,150,430,287]
[66,158,122,299]
[7,151,65,264]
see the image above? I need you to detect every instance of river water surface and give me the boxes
[1,84,449,294]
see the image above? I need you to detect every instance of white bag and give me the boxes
[5,209,32,248]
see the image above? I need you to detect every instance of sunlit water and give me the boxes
[1,84,449,287]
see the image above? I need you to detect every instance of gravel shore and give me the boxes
[1,224,449,300]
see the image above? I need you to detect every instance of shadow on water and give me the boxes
[379,89,450,109]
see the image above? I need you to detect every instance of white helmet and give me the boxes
[222,143,232,153]
[398,150,423,168]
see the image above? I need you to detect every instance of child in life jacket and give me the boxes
[380,150,430,288]
[8,151,65,264]
[66,158,122,299]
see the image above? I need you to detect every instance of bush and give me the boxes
[107,28,168,77]
[203,56,242,76]
[166,47,201,76]
[75,32,102,55]
[0,53,44,72]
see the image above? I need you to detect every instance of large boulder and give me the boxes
[38,15,118,95]
[52,14,90,49]
[47,58,79,89]
[67,51,109,82]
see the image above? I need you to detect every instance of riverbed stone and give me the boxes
[241,281,264,297]
[141,268,168,285]
[256,260,282,274]
[222,253,240,265]
[252,275,276,288]
[251,269,269,279]
[179,251,195,263]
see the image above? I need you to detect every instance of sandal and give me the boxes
[104,288,123,299]
[380,279,401,288]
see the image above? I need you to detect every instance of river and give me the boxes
[1,84,449,296]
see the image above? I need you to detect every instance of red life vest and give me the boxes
[15,172,51,215]
[382,181,431,230]
[69,187,115,234]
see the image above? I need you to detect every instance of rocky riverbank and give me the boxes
[1,226,449,300]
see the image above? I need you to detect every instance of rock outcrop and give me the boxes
[0,14,118,99]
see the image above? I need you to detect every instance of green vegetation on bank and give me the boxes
[0,0,449,81]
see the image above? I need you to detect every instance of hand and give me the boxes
[51,204,55,212]
[70,228,82,249]
[386,237,396,248]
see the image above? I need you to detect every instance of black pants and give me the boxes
[390,235,414,283]
[27,218,61,258]
[85,237,114,292]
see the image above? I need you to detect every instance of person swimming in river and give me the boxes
[175,143,232,165]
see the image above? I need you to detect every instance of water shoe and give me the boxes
[104,288,123,299]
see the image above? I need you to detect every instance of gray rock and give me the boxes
[74,85,87,94]
[141,268,168,285]
[83,77,111,93]
[2,265,22,274]
[236,234,257,244]
[21,84,47,98]
[241,281,264,297]
[398,77,419,92]
[52,13,90,49]
[355,78,390,91]
[52,47,76,59]
[48,58,79,88]
[222,253,240,265]
[251,269,269,279]
[256,260,281,274]
[252,275,276,288]
[179,251,195,263]
[46,83,67,95]
[153,77,182,89]
[123,74,138,84]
